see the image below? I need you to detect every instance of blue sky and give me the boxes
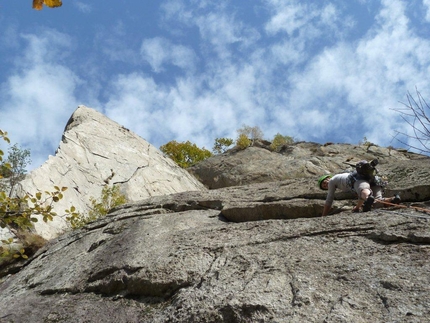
[1,0,430,169]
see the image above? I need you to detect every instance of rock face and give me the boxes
[0,190,429,323]
[12,105,205,239]
[0,141,429,322]
[188,141,423,189]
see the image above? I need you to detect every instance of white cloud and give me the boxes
[265,2,311,36]
[73,1,92,14]
[161,1,260,59]
[0,24,20,50]
[95,20,140,65]
[281,0,430,146]
[104,0,430,152]
[425,0,430,22]
[140,37,196,73]
[264,0,352,40]
[18,30,74,66]
[0,30,81,169]
[269,38,307,66]
[103,52,285,150]
[195,12,257,57]
[160,0,189,22]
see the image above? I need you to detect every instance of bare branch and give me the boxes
[392,88,430,155]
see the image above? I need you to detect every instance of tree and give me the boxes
[234,125,264,150]
[0,130,11,178]
[270,133,294,152]
[2,144,31,196]
[0,184,71,262]
[0,129,74,263]
[213,137,234,154]
[394,89,430,155]
[66,185,127,229]
[236,134,252,150]
[237,125,264,144]
[160,140,212,168]
[33,0,62,10]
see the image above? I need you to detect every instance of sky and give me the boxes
[0,0,430,170]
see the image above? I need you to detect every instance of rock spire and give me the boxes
[15,105,205,239]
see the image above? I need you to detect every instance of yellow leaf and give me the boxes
[32,0,43,10]
[33,0,62,10]
[44,0,62,8]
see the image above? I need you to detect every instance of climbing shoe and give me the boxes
[362,195,375,212]
[391,194,401,204]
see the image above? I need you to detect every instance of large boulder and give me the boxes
[10,105,205,239]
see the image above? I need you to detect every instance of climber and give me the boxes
[318,159,400,216]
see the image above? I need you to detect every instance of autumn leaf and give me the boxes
[44,0,62,8]
[32,0,43,10]
[33,0,62,10]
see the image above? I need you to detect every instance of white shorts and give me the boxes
[354,179,383,199]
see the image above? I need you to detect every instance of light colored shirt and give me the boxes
[325,173,352,205]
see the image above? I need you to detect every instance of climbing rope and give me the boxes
[375,199,430,213]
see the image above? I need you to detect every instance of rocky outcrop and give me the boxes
[188,142,423,189]
[1,169,429,322]
[11,106,205,239]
